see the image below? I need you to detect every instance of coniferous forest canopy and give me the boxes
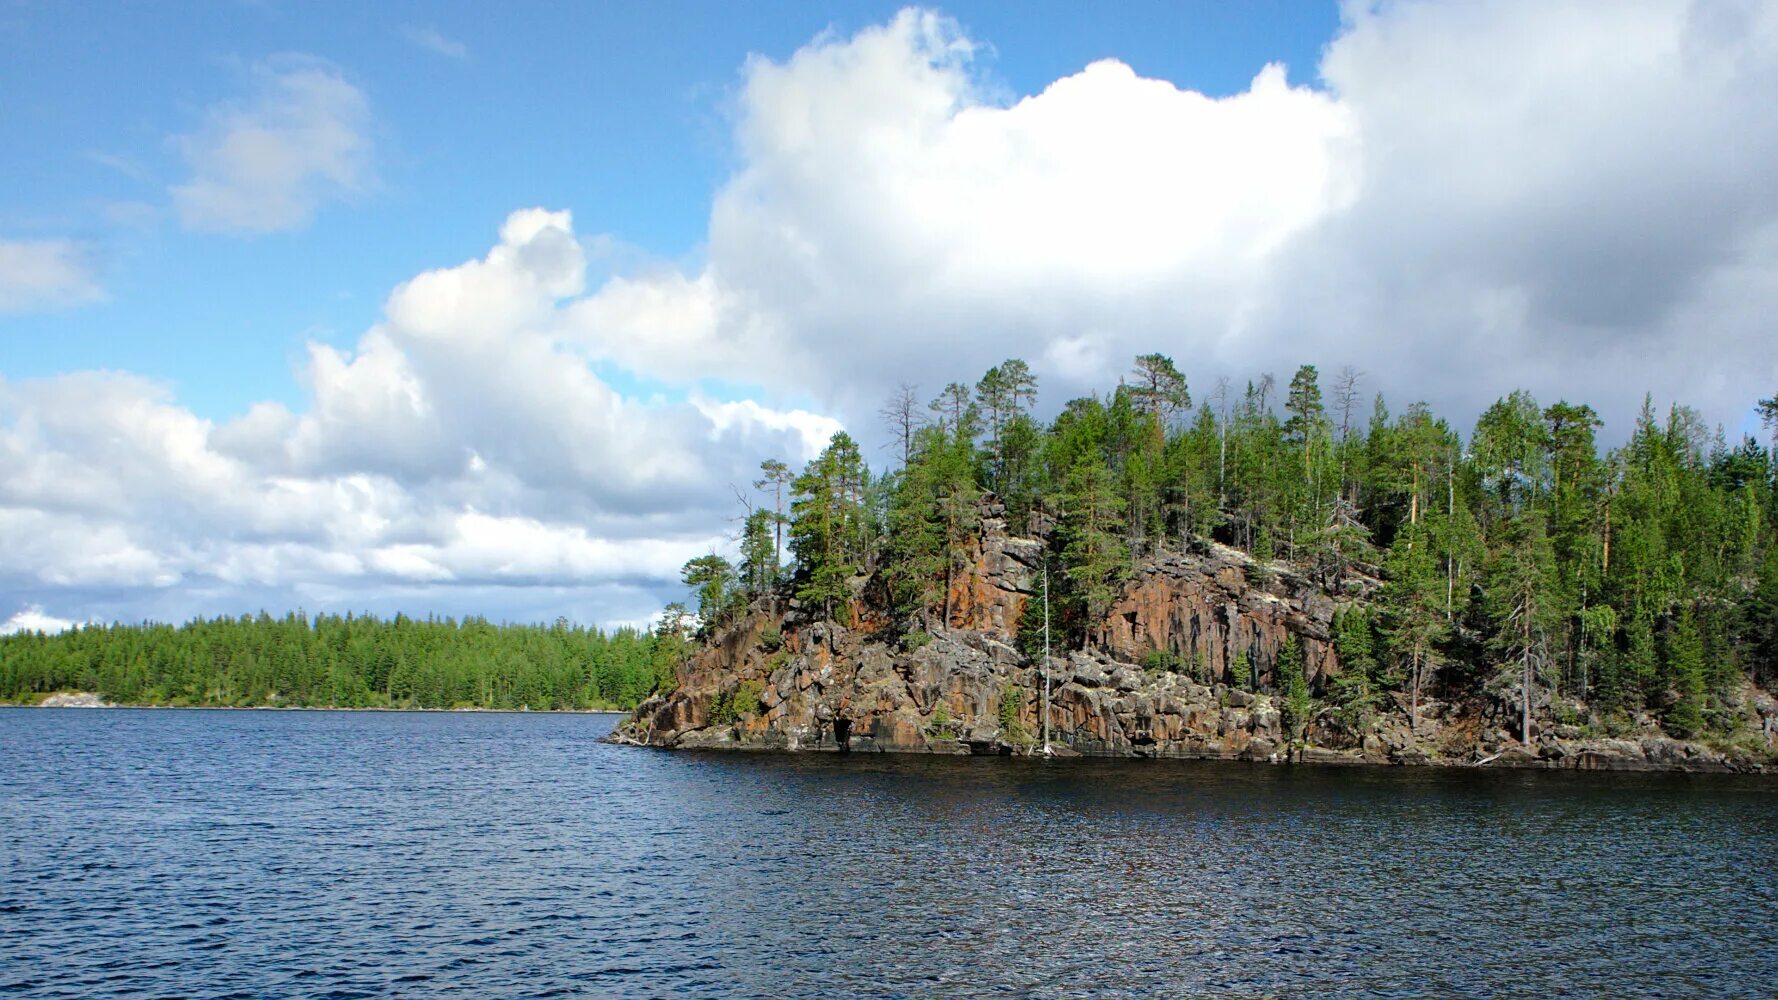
[0,613,687,711]
[689,358,1778,744]
[7,357,1778,736]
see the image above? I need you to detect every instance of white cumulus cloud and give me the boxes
[171,57,374,234]
[0,209,840,626]
[568,2,1778,434]
[0,606,78,636]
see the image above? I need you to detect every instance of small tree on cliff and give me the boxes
[1380,521,1449,736]
[738,509,777,597]
[998,684,1030,745]
[933,433,980,629]
[755,459,793,573]
[681,554,739,634]
[1279,635,1312,750]
[885,425,977,630]
[790,432,871,623]
[1059,454,1129,649]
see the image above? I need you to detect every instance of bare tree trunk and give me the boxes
[1602,499,1611,574]
[772,481,784,576]
[1410,648,1420,736]
[943,561,953,632]
[1522,647,1532,745]
[1446,461,1455,618]
[1522,610,1533,745]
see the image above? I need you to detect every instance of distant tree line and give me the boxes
[684,358,1778,743]
[0,612,688,711]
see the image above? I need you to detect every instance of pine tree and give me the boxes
[1128,353,1190,442]
[738,509,778,596]
[754,459,793,574]
[790,432,871,623]
[1486,516,1560,744]
[1380,522,1450,735]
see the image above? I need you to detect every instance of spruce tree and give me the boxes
[1060,454,1129,649]
[1661,606,1707,738]
[1279,635,1311,750]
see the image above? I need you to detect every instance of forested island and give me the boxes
[0,614,684,711]
[616,358,1778,770]
[10,356,1778,769]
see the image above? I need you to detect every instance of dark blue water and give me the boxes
[1,708,1774,998]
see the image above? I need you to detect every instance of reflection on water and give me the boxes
[2,708,1774,997]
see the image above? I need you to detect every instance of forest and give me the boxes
[689,357,1778,743]
[0,612,685,711]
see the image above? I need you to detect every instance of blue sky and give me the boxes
[2,0,1337,418]
[2,1,1775,631]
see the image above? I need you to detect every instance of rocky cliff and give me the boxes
[611,505,1776,773]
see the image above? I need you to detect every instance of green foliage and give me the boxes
[739,509,779,597]
[682,554,742,634]
[1278,636,1311,744]
[0,612,671,710]
[1060,453,1129,643]
[708,678,765,727]
[1660,607,1706,738]
[1379,521,1450,724]
[734,679,766,719]
[1748,543,1778,691]
[927,702,956,739]
[791,431,873,623]
[1330,607,1381,726]
[998,685,1029,744]
[829,358,1778,747]
[757,625,784,652]
[885,423,978,629]
[1485,515,1562,741]
[1232,651,1253,692]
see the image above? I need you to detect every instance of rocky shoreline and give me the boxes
[607,510,1778,776]
[606,632,1774,774]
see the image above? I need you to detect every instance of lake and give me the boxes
[2,708,1774,997]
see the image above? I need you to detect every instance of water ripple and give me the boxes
[1,707,1775,997]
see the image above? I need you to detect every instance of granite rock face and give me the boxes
[38,692,106,708]
[610,503,1772,773]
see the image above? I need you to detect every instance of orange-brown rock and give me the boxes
[605,499,1769,772]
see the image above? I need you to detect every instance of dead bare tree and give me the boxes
[1333,366,1363,442]
[879,381,925,468]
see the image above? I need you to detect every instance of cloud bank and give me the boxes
[573,3,1778,429]
[2,210,835,627]
[7,1,1778,628]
